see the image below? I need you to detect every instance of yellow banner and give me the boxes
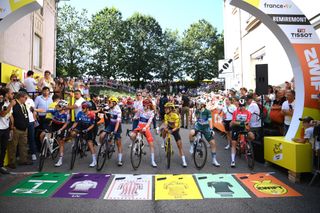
[9,0,36,12]
[1,63,24,83]
[155,174,202,200]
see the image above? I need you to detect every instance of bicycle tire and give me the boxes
[96,141,108,171]
[38,139,48,172]
[70,138,79,170]
[107,136,114,159]
[166,137,171,169]
[51,138,59,160]
[193,139,207,169]
[130,139,142,170]
[245,141,255,170]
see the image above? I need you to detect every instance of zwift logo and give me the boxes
[264,3,292,9]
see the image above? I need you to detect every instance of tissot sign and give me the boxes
[230,0,320,140]
[0,0,43,32]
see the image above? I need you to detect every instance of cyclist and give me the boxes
[189,99,220,167]
[160,102,187,167]
[99,96,123,166]
[129,99,157,167]
[70,101,97,167]
[46,100,69,167]
[229,97,254,167]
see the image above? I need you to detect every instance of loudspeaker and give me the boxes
[255,64,268,95]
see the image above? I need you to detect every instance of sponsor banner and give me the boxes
[212,109,226,133]
[104,175,152,200]
[293,44,320,109]
[269,14,310,25]
[0,63,24,84]
[234,173,301,197]
[2,173,70,197]
[250,0,302,15]
[279,25,318,44]
[53,173,110,199]
[155,174,202,200]
[195,174,251,199]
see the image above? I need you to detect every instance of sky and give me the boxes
[59,0,224,34]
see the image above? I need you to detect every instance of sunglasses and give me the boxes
[136,94,142,96]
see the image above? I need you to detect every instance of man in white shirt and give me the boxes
[24,71,37,96]
[69,90,85,117]
[281,90,295,135]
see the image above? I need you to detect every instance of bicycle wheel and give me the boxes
[166,137,171,169]
[96,142,108,171]
[193,139,207,169]
[245,141,255,170]
[51,138,59,160]
[236,142,242,158]
[38,139,48,172]
[107,137,114,159]
[70,138,79,170]
[130,139,142,170]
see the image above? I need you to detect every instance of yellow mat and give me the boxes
[155,174,202,200]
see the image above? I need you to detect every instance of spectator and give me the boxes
[292,116,314,144]
[132,91,143,130]
[38,70,55,92]
[8,91,32,169]
[69,90,85,118]
[0,88,15,174]
[21,88,37,161]
[240,87,248,97]
[181,91,190,129]
[54,77,65,98]
[281,90,295,135]
[6,74,24,93]
[246,94,261,140]
[24,70,37,96]
[35,87,53,137]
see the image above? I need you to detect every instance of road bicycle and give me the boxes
[236,131,255,170]
[96,131,116,171]
[192,130,208,169]
[130,130,146,170]
[38,130,59,171]
[70,129,88,170]
[164,131,174,169]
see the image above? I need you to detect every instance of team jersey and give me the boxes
[164,112,180,129]
[76,111,95,129]
[47,109,68,125]
[45,102,57,119]
[107,105,122,125]
[138,109,154,124]
[195,109,212,127]
[232,109,251,123]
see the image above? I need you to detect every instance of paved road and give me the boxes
[1,124,320,213]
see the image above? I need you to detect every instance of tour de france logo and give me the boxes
[273,143,283,161]
[252,180,288,195]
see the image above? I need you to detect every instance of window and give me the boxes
[33,34,42,68]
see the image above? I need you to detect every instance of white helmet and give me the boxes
[58,100,68,108]
[197,98,206,105]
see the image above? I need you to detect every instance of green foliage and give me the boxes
[56,5,89,77]
[56,6,224,84]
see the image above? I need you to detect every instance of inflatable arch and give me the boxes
[0,0,43,32]
[230,0,320,141]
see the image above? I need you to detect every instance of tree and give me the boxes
[122,13,163,84]
[56,5,89,77]
[156,29,184,83]
[87,7,125,79]
[182,19,224,83]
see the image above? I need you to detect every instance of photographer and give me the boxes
[6,74,24,94]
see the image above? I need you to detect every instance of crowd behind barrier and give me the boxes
[0,70,319,175]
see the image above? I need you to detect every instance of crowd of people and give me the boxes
[0,70,319,175]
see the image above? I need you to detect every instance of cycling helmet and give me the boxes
[57,100,68,108]
[197,98,206,106]
[239,98,246,107]
[143,99,152,107]
[164,102,175,108]
[81,101,92,109]
[108,96,119,104]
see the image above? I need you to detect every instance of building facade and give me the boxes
[221,0,320,90]
[0,0,57,83]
